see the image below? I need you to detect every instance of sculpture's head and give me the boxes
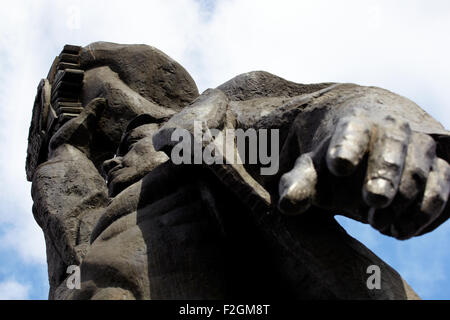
[102,114,169,197]
[79,42,199,170]
[76,42,200,197]
[27,42,199,181]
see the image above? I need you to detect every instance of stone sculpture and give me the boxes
[26,42,450,299]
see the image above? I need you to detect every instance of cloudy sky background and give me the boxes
[1,0,450,299]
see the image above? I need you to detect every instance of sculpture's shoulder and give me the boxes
[217,70,334,101]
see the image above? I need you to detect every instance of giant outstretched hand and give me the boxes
[150,80,450,240]
[278,102,450,240]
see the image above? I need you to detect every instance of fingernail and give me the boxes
[327,147,358,176]
[278,177,314,215]
[363,178,395,208]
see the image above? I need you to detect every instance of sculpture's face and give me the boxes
[102,123,169,197]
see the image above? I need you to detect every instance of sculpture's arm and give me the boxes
[30,78,173,298]
[152,85,423,299]
[31,99,110,298]
[266,83,450,240]
[28,42,199,299]
[154,83,450,240]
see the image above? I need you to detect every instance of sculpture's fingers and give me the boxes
[393,132,435,210]
[278,153,317,215]
[389,157,450,240]
[326,116,372,176]
[83,97,107,116]
[368,133,435,238]
[414,158,450,235]
[363,116,411,209]
[49,98,107,152]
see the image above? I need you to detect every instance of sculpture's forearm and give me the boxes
[230,83,449,153]
[31,144,109,297]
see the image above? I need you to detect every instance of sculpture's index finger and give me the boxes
[278,153,318,215]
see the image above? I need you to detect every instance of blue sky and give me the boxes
[1,0,450,299]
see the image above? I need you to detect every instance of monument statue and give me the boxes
[26,42,450,299]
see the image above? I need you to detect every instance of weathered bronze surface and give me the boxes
[27,42,450,299]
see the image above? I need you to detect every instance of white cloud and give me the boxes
[0,220,46,264]
[194,0,450,128]
[1,0,450,299]
[0,280,30,300]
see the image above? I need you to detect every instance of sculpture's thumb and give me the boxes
[49,98,107,152]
